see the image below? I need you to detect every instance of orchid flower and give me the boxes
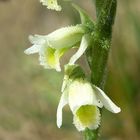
[57,65,121,131]
[24,4,95,71]
[40,0,61,11]
[24,25,88,71]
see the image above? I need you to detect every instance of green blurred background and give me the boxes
[0,0,139,139]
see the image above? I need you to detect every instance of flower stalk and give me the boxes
[85,0,117,139]
[24,1,120,139]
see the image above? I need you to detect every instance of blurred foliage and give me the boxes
[0,0,139,140]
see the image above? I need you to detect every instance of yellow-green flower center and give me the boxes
[76,105,98,127]
[45,47,56,66]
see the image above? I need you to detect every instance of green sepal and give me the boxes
[64,64,85,80]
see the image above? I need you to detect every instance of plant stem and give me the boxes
[84,128,99,140]
[85,0,117,139]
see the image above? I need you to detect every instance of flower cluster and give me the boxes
[24,1,121,132]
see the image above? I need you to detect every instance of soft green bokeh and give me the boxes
[0,0,139,140]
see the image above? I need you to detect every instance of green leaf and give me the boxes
[72,3,95,30]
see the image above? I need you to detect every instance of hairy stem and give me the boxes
[84,0,117,139]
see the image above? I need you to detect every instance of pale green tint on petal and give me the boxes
[40,46,56,68]
[47,25,85,49]
[39,45,67,71]
[40,0,61,11]
[68,80,103,114]
[69,34,89,65]
[74,105,101,131]
[57,90,68,128]
[93,86,121,113]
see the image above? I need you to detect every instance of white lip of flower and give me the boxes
[57,79,121,131]
[40,0,61,11]
[24,25,86,72]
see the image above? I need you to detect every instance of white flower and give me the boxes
[57,79,121,131]
[40,0,61,11]
[24,25,87,71]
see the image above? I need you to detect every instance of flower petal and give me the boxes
[47,25,85,49]
[93,85,121,113]
[24,45,40,55]
[54,50,61,72]
[40,0,61,11]
[39,46,56,69]
[39,46,66,71]
[61,75,69,92]
[68,80,103,114]
[54,48,67,71]
[24,35,47,55]
[73,105,101,131]
[69,34,89,65]
[57,90,68,128]
[29,35,46,44]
